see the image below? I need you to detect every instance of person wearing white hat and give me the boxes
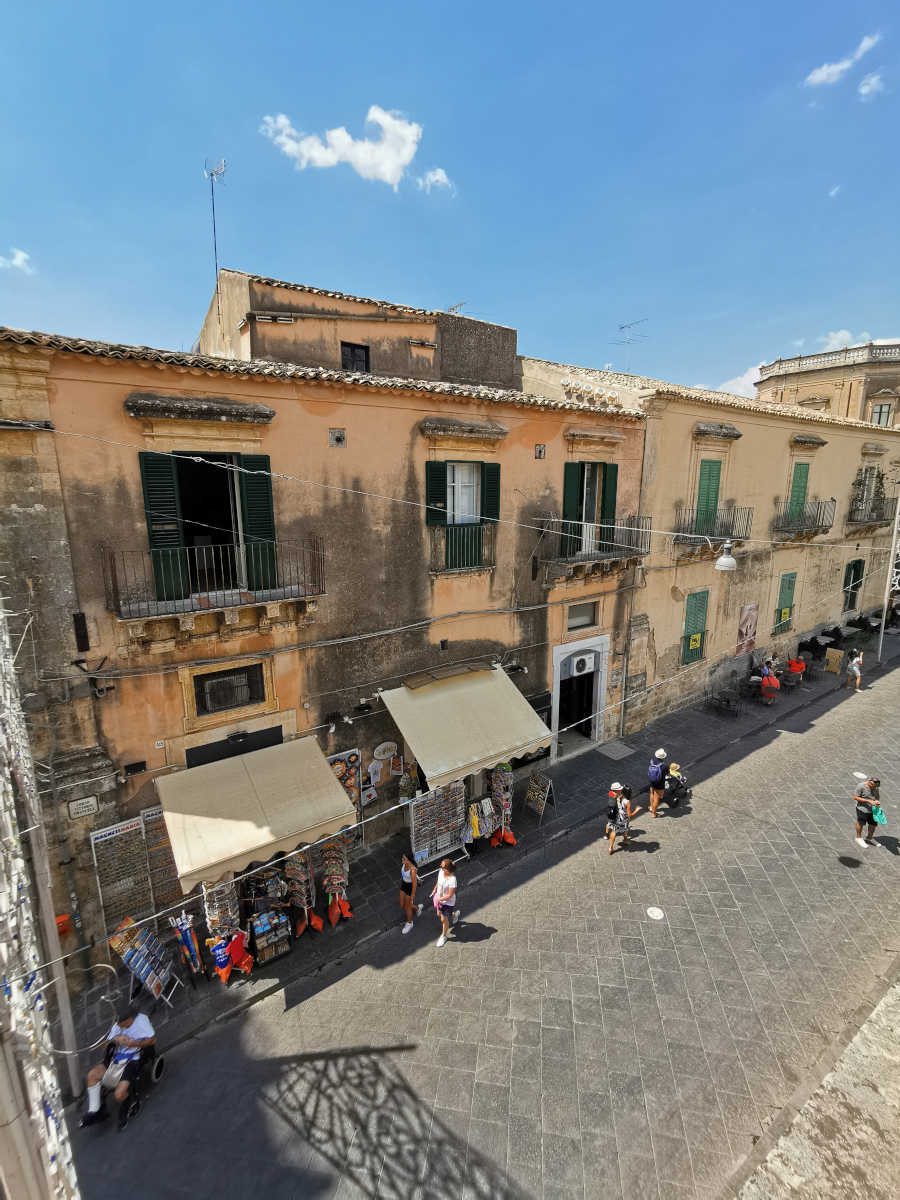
[605,782,640,855]
[648,748,669,818]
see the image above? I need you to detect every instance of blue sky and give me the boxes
[1,1,897,395]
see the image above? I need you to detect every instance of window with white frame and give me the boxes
[567,602,599,631]
[446,461,481,524]
[872,402,893,427]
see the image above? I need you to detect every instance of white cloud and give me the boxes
[858,72,885,100]
[416,167,455,195]
[792,338,806,349]
[717,363,762,398]
[0,247,34,275]
[804,32,880,86]
[818,329,873,350]
[828,184,841,198]
[260,105,423,190]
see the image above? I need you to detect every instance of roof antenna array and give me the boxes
[203,158,227,349]
[447,301,467,314]
[610,317,649,373]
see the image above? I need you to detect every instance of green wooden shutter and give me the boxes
[425,461,447,526]
[843,558,864,610]
[695,459,721,534]
[238,454,277,590]
[776,572,796,629]
[788,463,809,517]
[481,462,501,523]
[682,589,709,664]
[561,462,583,557]
[600,462,618,523]
[139,451,188,601]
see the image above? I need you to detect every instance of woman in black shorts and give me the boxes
[399,852,423,934]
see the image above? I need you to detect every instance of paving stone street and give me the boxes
[72,662,900,1200]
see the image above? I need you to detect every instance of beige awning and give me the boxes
[380,667,552,790]
[156,737,356,893]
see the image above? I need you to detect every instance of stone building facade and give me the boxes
[755,340,900,427]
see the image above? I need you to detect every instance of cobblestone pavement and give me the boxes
[72,663,900,1199]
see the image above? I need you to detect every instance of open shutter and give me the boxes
[600,462,618,523]
[139,451,187,601]
[238,454,277,590]
[561,462,583,558]
[425,461,447,526]
[788,463,809,517]
[695,459,721,535]
[481,462,501,524]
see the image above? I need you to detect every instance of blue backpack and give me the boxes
[648,759,665,785]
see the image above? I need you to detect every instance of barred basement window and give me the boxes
[194,664,266,715]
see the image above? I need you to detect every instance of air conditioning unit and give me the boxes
[562,652,597,680]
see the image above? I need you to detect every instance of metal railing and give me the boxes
[773,497,836,535]
[681,630,707,665]
[674,505,753,541]
[429,523,497,572]
[543,515,652,562]
[847,495,898,526]
[102,539,326,618]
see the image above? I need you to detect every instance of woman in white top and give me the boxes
[430,858,460,948]
[399,852,423,935]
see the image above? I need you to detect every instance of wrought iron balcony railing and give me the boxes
[102,539,326,619]
[429,523,497,572]
[674,505,753,542]
[773,498,836,535]
[847,495,898,526]
[542,515,652,563]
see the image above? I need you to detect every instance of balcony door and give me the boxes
[562,462,618,557]
[694,459,721,536]
[139,451,276,602]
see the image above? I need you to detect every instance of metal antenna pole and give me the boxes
[876,500,900,663]
[203,159,227,347]
[0,595,81,1197]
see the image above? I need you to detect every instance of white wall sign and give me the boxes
[68,795,99,820]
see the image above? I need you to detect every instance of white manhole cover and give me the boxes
[599,740,635,760]
[646,907,665,921]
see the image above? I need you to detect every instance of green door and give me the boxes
[695,460,721,536]
[139,451,188,601]
[682,589,709,664]
[776,572,797,630]
[238,454,277,590]
[788,463,809,521]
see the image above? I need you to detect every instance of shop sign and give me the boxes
[68,795,99,820]
[90,816,143,844]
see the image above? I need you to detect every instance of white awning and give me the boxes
[380,667,552,790]
[156,737,356,893]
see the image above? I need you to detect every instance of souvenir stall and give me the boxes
[381,666,552,863]
[156,736,359,981]
[109,917,183,1007]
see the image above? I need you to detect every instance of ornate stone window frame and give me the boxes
[419,416,507,460]
[179,656,278,734]
[686,422,741,503]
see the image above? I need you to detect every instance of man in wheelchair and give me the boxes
[80,1007,156,1132]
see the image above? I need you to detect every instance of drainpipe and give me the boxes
[45,733,92,977]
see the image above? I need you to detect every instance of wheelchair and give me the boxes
[89,1042,166,1128]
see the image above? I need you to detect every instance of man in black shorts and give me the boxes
[80,1007,155,1131]
[854,777,881,848]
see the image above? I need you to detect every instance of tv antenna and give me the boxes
[610,317,649,346]
[447,301,467,314]
[204,158,227,346]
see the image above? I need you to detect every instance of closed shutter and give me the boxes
[425,461,447,526]
[776,572,796,628]
[238,454,277,589]
[788,463,809,517]
[139,451,188,601]
[695,459,721,534]
[600,462,618,524]
[561,462,583,557]
[481,463,501,523]
[682,589,709,664]
[843,559,864,610]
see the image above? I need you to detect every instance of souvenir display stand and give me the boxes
[311,837,353,926]
[410,780,467,866]
[249,910,292,965]
[489,763,515,845]
[202,879,241,935]
[284,851,316,936]
[110,917,182,1008]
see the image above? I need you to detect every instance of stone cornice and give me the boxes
[125,392,276,424]
[693,421,741,441]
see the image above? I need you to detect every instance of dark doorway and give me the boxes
[559,671,594,739]
[185,725,283,768]
[174,452,240,592]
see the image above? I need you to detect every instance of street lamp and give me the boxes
[714,540,738,572]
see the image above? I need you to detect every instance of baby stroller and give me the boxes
[663,764,691,808]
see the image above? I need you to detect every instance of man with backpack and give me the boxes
[648,748,668,817]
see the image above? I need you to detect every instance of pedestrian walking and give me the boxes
[854,776,882,847]
[648,748,668,817]
[399,852,424,935]
[606,782,640,855]
[845,648,863,692]
[431,858,460,947]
